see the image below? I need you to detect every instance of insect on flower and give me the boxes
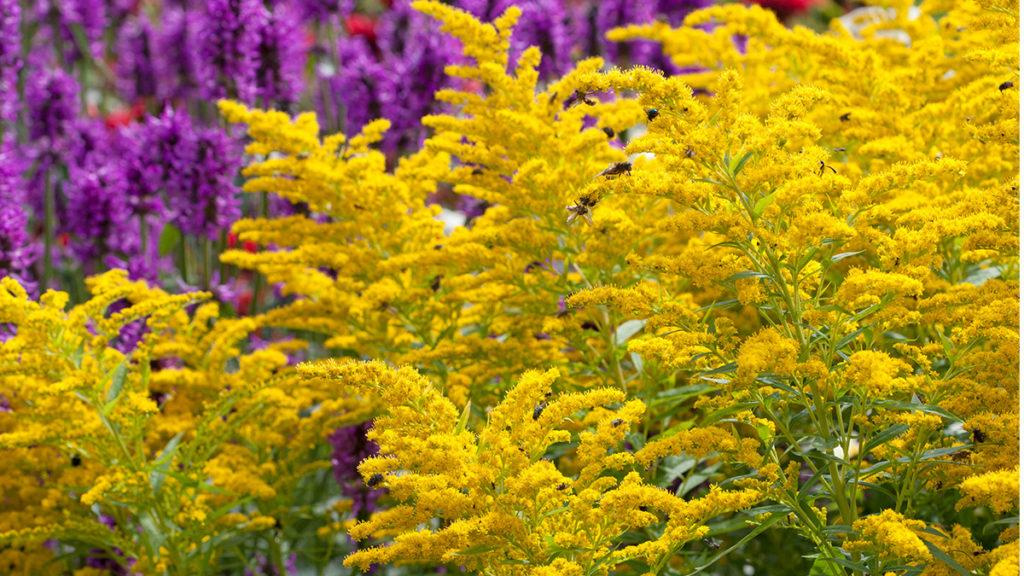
[533,402,548,420]
[565,89,597,107]
[566,193,598,225]
[998,81,1013,91]
[646,108,659,121]
[599,161,632,177]
[703,537,723,550]
[839,112,851,122]
[817,160,837,177]
[367,473,384,487]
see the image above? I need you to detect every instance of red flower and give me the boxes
[749,0,819,14]
[103,101,147,129]
[345,14,377,42]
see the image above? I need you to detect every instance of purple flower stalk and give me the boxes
[115,17,158,104]
[0,140,35,287]
[26,64,79,145]
[63,160,136,269]
[143,109,240,239]
[0,0,21,127]
[155,7,202,103]
[254,3,308,107]
[197,0,264,103]
[329,422,383,518]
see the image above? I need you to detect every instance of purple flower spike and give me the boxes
[115,17,159,104]
[0,140,34,287]
[155,8,202,103]
[26,65,79,145]
[329,422,384,518]
[0,0,21,126]
[255,3,309,107]
[197,0,265,103]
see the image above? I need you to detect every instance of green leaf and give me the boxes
[104,362,128,406]
[874,399,962,422]
[455,400,472,433]
[614,319,646,346]
[922,539,972,576]
[685,512,786,576]
[731,151,755,176]
[158,224,182,257]
[863,423,911,453]
[830,251,863,263]
[753,190,777,218]
[150,432,185,491]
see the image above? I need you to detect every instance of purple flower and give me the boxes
[196,0,264,103]
[144,109,239,239]
[254,3,308,107]
[35,0,108,65]
[329,422,383,518]
[296,0,353,21]
[63,160,136,269]
[506,0,573,79]
[595,0,660,66]
[155,7,202,103]
[332,37,388,138]
[0,0,21,126]
[115,17,158,104]
[26,64,79,145]
[0,140,35,286]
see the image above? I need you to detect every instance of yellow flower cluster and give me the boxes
[0,271,366,573]
[0,0,1018,573]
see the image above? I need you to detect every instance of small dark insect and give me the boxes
[471,167,484,176]
[972,429,987,443]
[367,473,384,487]
[998,81,1014,91]
[566,194,598,225]
[533,402,548,420]
[580,320,599,331]
[602,126,615,138]
[555,308,572,319]
[646,108,659,121]
[839,112,851,122]
[566,203,593,225]
[70,455,82,467]
[638,506,649,512]
[556,483,568,490]
[833,147,846,152]
[703,537,723,550]
[817,160,837,177]
[433,244,443,250]
[599,161,632,177]
[611,418,624,427]
[952,450,972,463]
[566,89,597,107]
[430,275,442,292]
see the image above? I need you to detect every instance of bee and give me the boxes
[817,160,837,177]
[645,108,659,121]
[580,320,599,331]
[367,473,384,487]
[70,454,82,467]
[972,428,987,443]
[839,112,851,122]
[998,81,1013,91]
[611,418,624,427]
[533,402,548,420]
[833,147,846,152]
[602,126,615,138]
[566,193,598,225]
[599,161,632,177]
[430,275,442,292]
[556,483,568,490]
[702,537,723,550]
[685,147,696,159]
[566,89,597,107]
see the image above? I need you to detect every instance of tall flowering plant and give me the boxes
[0,0,1018,575]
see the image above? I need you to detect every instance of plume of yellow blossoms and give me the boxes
[0,271,367,573]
